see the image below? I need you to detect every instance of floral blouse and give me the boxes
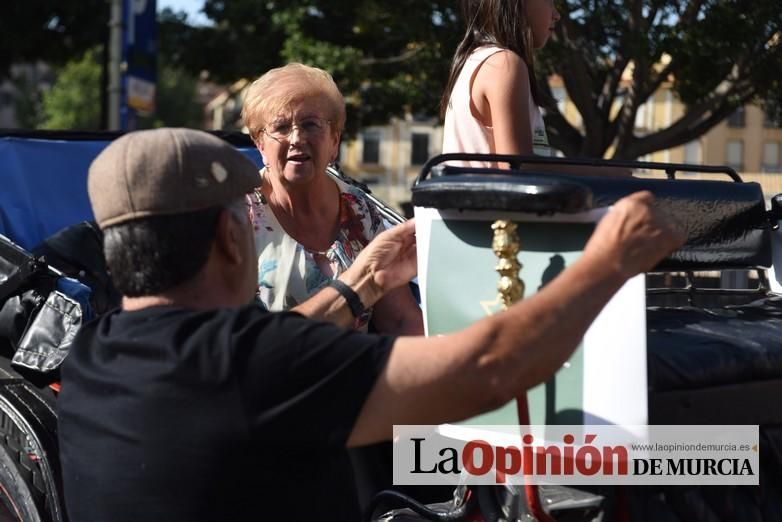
[250,175,386,329]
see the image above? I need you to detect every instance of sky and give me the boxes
[157,0,210,26]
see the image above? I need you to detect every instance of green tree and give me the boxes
[40,49,102,130]
[39,45,201,131]
[11,0,781,156]
[137,65,203,129]
[159,0,461,136]
[538,0,782,159]
[0,1,108,79]
[164,0,782,158]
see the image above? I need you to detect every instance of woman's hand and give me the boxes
[293,221,419,328]
[342,220,419,304]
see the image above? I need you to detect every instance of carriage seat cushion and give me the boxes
[413,170,771,271]
[647,296,782,392]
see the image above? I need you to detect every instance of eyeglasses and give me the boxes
[261,117,331,141]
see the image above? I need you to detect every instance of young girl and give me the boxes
[441,0,560,164]
[442,0,629,178]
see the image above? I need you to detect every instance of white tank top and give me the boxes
[442,46,551,167]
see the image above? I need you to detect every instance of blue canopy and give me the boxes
[0,132,262,250]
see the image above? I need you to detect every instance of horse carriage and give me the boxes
[0,132,780,521]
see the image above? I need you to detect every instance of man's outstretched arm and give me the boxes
[348,191,685,447]
[292,220,418,327]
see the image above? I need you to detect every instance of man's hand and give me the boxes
[340,220,418,305]
[583,191,685,278]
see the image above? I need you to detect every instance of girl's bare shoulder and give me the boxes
[482,49,527,73]
[474,49,530,94]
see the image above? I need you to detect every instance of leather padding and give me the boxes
[413,168,770,270]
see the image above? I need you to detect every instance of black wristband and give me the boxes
[327,279,366,319]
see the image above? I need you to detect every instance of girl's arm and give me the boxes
[472,49,535,155]
[473,50,631,177]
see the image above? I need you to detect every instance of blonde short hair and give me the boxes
[242,63,346,143]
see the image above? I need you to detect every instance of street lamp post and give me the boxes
[108,0,123,130]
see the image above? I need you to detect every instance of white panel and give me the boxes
[583,274,647,425]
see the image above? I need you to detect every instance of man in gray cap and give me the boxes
[58,128,683,522]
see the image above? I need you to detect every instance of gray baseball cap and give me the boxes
[88,128,261,228]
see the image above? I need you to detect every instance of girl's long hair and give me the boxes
[439,0,540,119]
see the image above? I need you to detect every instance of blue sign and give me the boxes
[121,0,158,130]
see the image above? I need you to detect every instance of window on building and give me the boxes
[763,142,781,172]
[683,140,701,165]
[725,140,744,170]
[411,132,430,165]
[361,131,380,164]
[727,107,745,128]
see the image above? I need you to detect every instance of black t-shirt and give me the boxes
[58,305,393,522]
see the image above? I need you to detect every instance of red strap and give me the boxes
[516,394,555,522]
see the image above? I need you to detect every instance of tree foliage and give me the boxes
[40,49,103,130]
[137,64,203,129]
[538,0,782,159]
[0,1,108,80]
[6,0,781,158]
[161,0,782,158]
[37,45,201,131]
[159,0,461,136]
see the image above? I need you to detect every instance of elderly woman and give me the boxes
[242,63,423,334]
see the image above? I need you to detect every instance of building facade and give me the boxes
[338,116,443,213]
[203,75,782,211]
[545,74,782,198]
